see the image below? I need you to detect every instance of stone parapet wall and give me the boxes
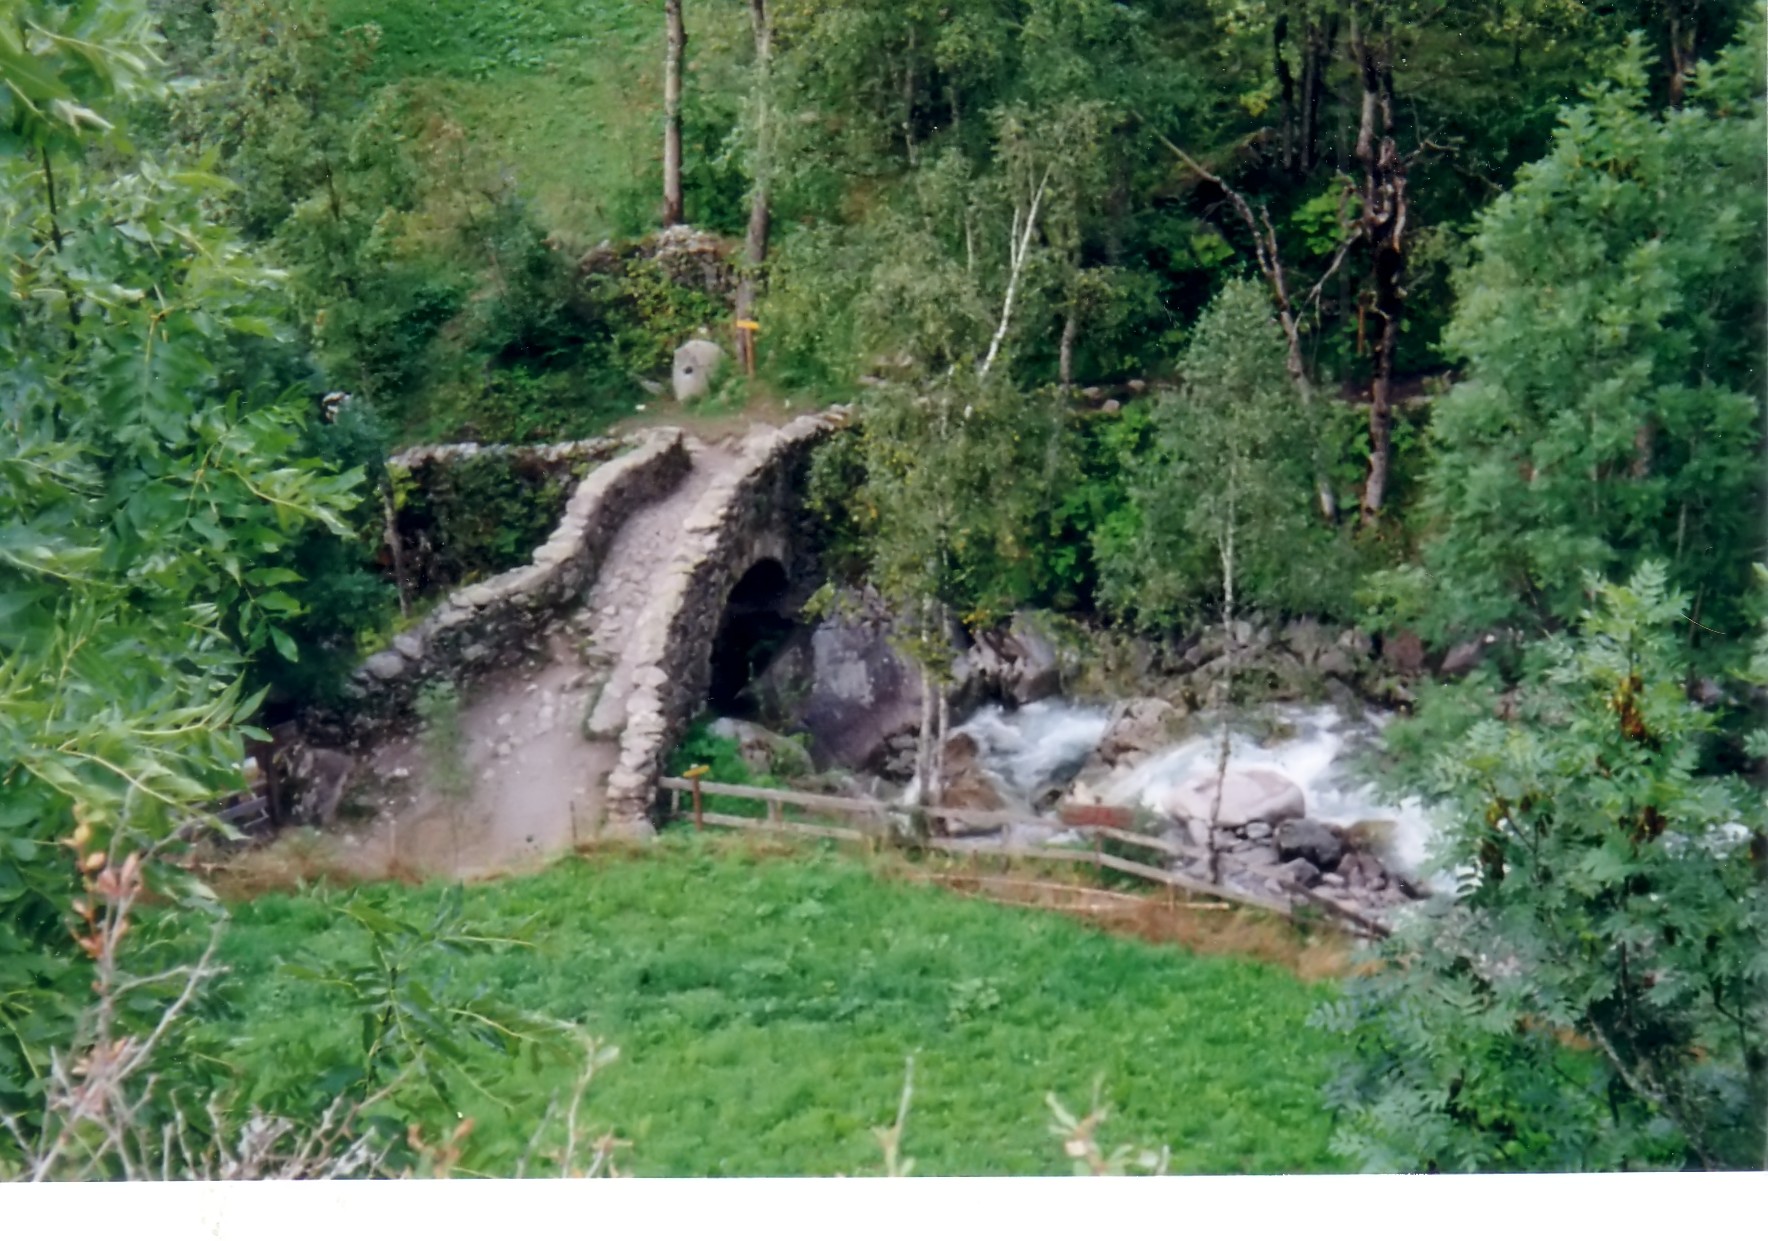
[305,429,692,744]
[387,437,619,472]
[602,411,846,832]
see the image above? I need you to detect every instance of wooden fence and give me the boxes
[657,772,1390,940]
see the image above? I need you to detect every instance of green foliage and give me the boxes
[251,400,397,707]
[664,718,783,820]
[821,379,1086,626]
[279,885,567,1116]
[416,681,471,805]
[462,187,585,367]
[390,453,575,593]
[168,2,424,397]
[589,255,727,382]
[216,838,1345,1174]
[0,0,364,1131]
[1318,565,1768,1170]
[1099,280,1351,628]
[1401,29,1766,647]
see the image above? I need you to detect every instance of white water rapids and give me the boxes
[952,700,1442,877]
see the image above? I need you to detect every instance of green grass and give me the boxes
[214,837,1347,1176]
[330,0,749,243]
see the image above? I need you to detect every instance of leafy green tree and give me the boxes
[1389,26,1766,648]
[166,0,468,409]
[0,0,361,1128]
[1099,280,1345,628]
[1319,564,1767,1170]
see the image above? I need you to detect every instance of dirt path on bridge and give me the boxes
[324,433,741,881]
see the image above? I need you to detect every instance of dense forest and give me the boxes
[1,0,1764,1178]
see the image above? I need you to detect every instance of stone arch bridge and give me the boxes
[307,410,845,858]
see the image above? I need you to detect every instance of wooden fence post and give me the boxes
[685,764,710,833]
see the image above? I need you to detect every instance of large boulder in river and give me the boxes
[950,611,1062,710]
[796,605,923,773]
[1276,818,1345,872]
[937,732,1008,831]
[1097,697,1184,768]
[1160,767,1306,829]
[1000,612,1060,703]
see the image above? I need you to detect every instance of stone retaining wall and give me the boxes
[603,411,845,832]
[305,430,692,744]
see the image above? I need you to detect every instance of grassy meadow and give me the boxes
[329,0,750,243]
[214,836,1347,1176]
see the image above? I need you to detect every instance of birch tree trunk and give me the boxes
[1058,301,1077,392]
[1205,460,1238,887]
[662,0,686,228]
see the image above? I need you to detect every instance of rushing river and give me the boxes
[953,699,1442,877]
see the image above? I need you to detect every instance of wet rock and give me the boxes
[1002,613,1061,704]
[361,650,406,682]
[1341,819,1396,857]
[1273,857,1321,888]
[1277,819,1345,872]
[937,732,1008,816]
[1440,633,1495,677]
[1162,768,1306,829]
[1381,629,1426,674]
[796,594,924,773]
[1338,849,1389,891]
[1097,697,1183,767]
[1233,842,1282,869]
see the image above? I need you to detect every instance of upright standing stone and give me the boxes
[672,339,726,402]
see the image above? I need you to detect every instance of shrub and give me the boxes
[1316,564,1768,1171]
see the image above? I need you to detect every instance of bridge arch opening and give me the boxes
[708,558,797,717]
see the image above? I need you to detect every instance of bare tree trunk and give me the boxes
[1301,14,1338,173]
[1274,14,1297,175]
[1206,464,1239,888]
[734,0,772,370]
[382,483,411,619]
[930,676,949,805]
[1666,0,1697,108]
[978,169,1051,384]
[1058,301,1078,391]
[901,28,919,167]
[1352,8,1406,523]
[662,0,686,227]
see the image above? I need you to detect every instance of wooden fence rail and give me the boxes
[655,774,1390,939]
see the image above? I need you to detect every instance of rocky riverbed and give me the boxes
[731,592,1454,927]
[940,699,1436,925]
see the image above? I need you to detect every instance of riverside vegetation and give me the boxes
[0,0,1763,1178]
